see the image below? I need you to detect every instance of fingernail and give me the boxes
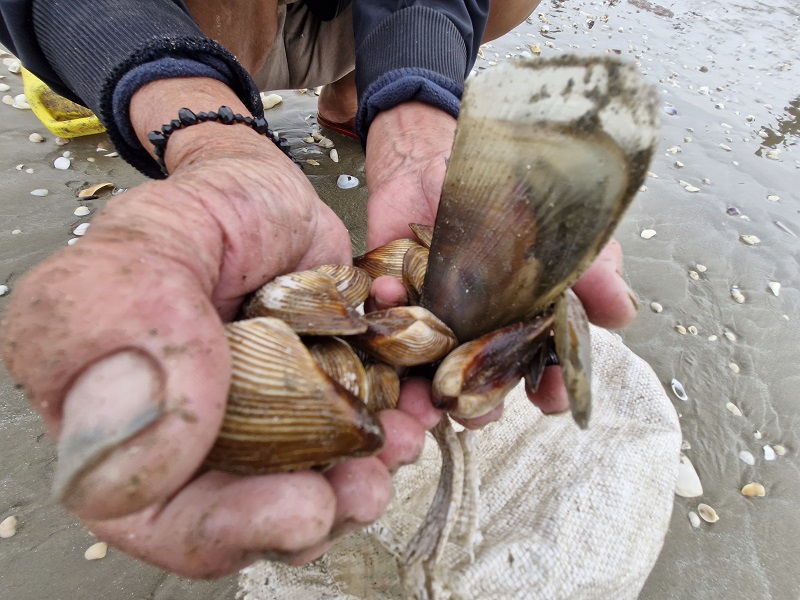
[53,351,164,503]
[626,286,640,311]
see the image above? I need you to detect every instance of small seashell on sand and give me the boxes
[28,132,44,143]
[676,455,703,498]
[681,440,691,450]
[726,402,742,417]
[667,146,682,154]
[724,331,736,341]
[675,161,684,168]
[639,185,647,192]
[708,335,718,341]
[24,168,33,174]
[773,445,786,456]
[729,362,740,374]
[62,151,71,158]
[330,149,339,163]
[726,206,741,216]
[641,229,656,239]
[105,151,119,158]
[1,94,12,105]
[67,238,79,246]
[54,136,70,146]
[698,504,719,523]
[0,285,8,296]
[6,59,21,73]
[73,223,90,236]
[753,430,762,440]
[337,174,359,189]
[261,93,282,109]
[768,282,780,296]
[84,542,108,560]
[0,82,8,92]
[671,379,688,401]
[766,149,780,160]
[731,287,745,304]
[74,206,90,217]
[696,264,707,272]
[317,137,334,149]
[78,182,114,198]
[763,445,776,461]
[675,325,687,335]
[647,171,659,178]
[11,230,20,234]
[715,103,724,110]
[53,156,70,170]
[740,235,760,245]
[689,270,699,280]
[684,136,692,143]
[702,178,711,184]
[306,159,320,166]
[767,195,779,201]
[312,130,324,142]
[719,143,732,151]
[0,515,17,538]
[684,185,700,193]
[30,189,48,197]
[739,450,755,465]
[650,302,663,313]
[688,511,701,528]
[741,483,765,497]
[688,325,698,335]
[304,136,315,143]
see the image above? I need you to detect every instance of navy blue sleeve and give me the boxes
[352,0,490,142]
[0,0,262,179]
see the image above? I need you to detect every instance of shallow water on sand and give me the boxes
[1,0,798,598]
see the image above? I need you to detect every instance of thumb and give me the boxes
[1,181,235,521]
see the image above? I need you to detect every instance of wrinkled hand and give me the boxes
[0,126,427,577]
[364,102,639,428]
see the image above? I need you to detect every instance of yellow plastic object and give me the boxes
[21,68,105,138]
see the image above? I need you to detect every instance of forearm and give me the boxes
[352,0,490,140]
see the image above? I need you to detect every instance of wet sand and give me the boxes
[1,0,799,598]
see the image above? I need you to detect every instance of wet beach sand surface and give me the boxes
[1,0,798,598]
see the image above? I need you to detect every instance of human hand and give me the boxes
[0,82,428,577]
[364,102,639,428]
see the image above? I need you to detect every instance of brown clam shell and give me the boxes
[204,318,384,475]
[307,336,369,404]
[553,288,592,428]
[402,244,429,305]
[409,223,433,249]
[354,239,422,280]
[347,306,457,367]
[313,264,372,308]
[366,362,401,412]
[432,314,553,419]
[243,270,367,335]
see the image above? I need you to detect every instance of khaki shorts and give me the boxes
[251,1,355,91]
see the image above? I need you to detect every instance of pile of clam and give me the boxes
[204,228,456,474]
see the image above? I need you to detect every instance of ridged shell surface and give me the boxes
[204,318,384,474]
[307,337,369,403]
[244,270,367,335]
[354,239,422,280]
[313,264,371,308]
[366,362,401,412]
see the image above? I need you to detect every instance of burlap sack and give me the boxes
[238,327,681,599]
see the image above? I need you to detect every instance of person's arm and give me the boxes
[0,0,262,178]
[352,0,490,142]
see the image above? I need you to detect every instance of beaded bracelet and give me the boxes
[147,106,300,176]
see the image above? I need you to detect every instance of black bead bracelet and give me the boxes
[147,106,300,176]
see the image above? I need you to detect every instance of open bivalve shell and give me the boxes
[204,318,384,474]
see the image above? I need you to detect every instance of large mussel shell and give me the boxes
[243,270,367,335]
[204,318,384,474]
[420,56,659,342]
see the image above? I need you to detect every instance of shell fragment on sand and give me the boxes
[739,450,755,465]
[84,542,108,560]
[641,229,657,239]
[763,445,776,461]
[337,174,359,189]
[671,378,688,401]
[30,189,48,197]
[768,282,781,296]
[0,515,17,538]
[261,93,283,109]
[53,156,70,170]
[28,132,44,143]
[741,483,766,497]
[740,235,760,245]
[675,455,703,498]
[726,402,742,416]
[78,182,114,198]
[688,511,701,528]
[74,206,90,217]
[650,302,663,313]
[0,285,8,297]
[697,503,719,523]
[73,223,90,236]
